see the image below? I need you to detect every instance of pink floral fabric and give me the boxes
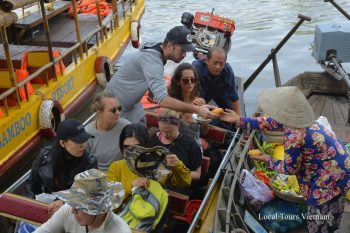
[241,116,350,207]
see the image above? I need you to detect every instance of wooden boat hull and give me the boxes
[0,0,145,176]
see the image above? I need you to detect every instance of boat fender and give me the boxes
[39,99,65,139]
[94,56,113,88]
[131,20,141,48]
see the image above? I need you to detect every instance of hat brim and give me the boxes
[180,43,195,52]
[70,132,94,143]
[54,182,124,215]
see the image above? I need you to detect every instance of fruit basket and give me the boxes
[270,174,305,203]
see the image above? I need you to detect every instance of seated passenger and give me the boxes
[34,169,130,233]
[25,119,97,215]
[149,108,202,195]
[107,123,191,200]
[168,62,207,149]
[85,92,130,171]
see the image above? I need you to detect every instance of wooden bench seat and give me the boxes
[13,1,71,41]
[0,192,49,225]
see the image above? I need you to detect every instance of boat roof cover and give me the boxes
[0,9,18,28]
[0,0,38,11]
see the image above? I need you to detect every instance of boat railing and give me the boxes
[187,129,241,232]
[0,0,138,116]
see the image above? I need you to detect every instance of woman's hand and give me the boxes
[132,177,150,188]
[48,200,64,216]
[250,153,272,163]
[192,97,206,106]
[220,109,240,126]
[166,154,179,167]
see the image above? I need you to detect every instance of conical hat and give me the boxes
[258,86,316,128]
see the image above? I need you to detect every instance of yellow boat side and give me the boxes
[0,0,145,175]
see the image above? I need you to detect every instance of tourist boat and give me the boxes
[0,0,145,178]
[2,3,350,233]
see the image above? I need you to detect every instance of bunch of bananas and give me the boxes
[272,175,301,195]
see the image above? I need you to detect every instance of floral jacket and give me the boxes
[241,116,350,206]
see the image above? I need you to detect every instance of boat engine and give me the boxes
[313,23,350,87]
[181,9,235,57]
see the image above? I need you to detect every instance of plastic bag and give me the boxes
[239,169,274,210]
[35,193,56,203]
[316,116,333,131]
[18,222,36,233]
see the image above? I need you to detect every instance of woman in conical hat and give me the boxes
[220,86,350,233]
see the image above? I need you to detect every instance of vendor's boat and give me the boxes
[0,0,145,178]
[189,2,350,233]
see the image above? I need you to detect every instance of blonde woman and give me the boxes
[149,108,202,195]
[85,92,130,171]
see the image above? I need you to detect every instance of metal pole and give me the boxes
[187,129,240,233]
[71,0,84,59]
[0,27,21,108]
[325,0,350,20]
[39,0,57,80]
[243,14,311,91]
[271,49,281,87]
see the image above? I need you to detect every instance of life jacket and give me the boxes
[68,0,112,18]
[22,50,65,84]
[0,69,35,106]
[119,180,168,232]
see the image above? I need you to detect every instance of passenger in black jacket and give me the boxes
[25,119,98,215]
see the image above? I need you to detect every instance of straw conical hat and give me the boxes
[258,86,316,128]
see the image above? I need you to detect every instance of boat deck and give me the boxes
[29,13,99,47]
[308,94,350,143]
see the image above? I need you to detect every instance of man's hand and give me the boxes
[166,154,179,167]
[132,177,150,188]
[192,97,206,106]
[196,105,218,119]
[48,200,64,216]
[220,109,240,126]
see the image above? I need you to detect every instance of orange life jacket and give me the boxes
[68,0,112,17]
[21,50,65,84]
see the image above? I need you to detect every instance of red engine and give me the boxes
[194,12,235,37]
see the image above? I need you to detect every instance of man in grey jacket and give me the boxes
[106,26,216,123]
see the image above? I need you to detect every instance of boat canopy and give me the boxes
[1,0,38,11]
[0,9,18,28]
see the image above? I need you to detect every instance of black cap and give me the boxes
[56,119,93,143]
[165,26,195,52]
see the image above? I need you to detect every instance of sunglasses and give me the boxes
[180,77,196,85]
[108,106,122,114]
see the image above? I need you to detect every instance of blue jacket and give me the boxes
[192,59,239,110]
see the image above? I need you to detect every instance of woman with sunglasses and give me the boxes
[85,92,131,172]
[169,62,207,149]
[107,123,191,202]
